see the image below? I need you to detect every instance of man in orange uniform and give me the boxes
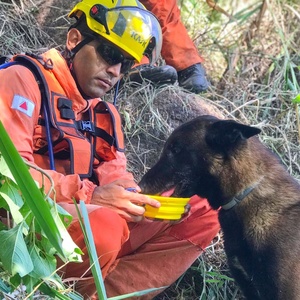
[0,0,219,299]
[129,0,209,93]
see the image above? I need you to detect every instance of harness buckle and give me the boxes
[79,120,94,133]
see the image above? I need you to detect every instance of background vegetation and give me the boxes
[0,0,299,299]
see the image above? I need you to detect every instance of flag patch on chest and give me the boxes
[11,95,35,117]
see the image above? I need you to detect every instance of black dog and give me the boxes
[139,115,300,300]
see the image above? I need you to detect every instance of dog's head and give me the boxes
[139,115,261,209]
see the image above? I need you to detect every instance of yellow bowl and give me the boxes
[143,195,190,220]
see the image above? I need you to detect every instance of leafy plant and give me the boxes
[0,120,82,298]
[0,121,166,299]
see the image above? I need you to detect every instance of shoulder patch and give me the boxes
[11,95,35,117]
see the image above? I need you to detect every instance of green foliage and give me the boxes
[75,201,107,300]
[0,121,83,298]
[0,121,166,299]
[200,270,238,300]
[0,224,34,277]
[292,94,300,104]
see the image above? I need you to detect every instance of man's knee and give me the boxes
[68,207,129,261]
[85,207,130,254]
[169,197,220,249]
[65,207,129,279]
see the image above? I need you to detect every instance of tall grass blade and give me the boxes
[0,121,79,262]
[108,286,168,300]
[77,201,167,300]
[77,200,107,300]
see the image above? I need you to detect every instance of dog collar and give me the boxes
[221,185,256,210]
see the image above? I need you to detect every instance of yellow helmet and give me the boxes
[69,0,162,64]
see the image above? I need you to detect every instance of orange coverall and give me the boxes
[0,49,219,299]
[139,0,203,71]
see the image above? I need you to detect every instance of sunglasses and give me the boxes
[96,41,135,74]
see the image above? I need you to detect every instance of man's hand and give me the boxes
[91,179,161,222]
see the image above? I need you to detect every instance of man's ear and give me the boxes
[66,28,83,51]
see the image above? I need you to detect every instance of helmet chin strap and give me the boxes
[70,35,94,58]
[62,35,95,100]
[62,35,94,67]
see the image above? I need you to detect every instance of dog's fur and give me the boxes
[139,115,300,300]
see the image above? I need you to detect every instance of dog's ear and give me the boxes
[206,120,261,150]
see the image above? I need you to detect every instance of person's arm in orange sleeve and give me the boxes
[0,65,96,204]
[0,65,159,220]
[94,151,134,186]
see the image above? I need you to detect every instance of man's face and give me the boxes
[72,39,122,98]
